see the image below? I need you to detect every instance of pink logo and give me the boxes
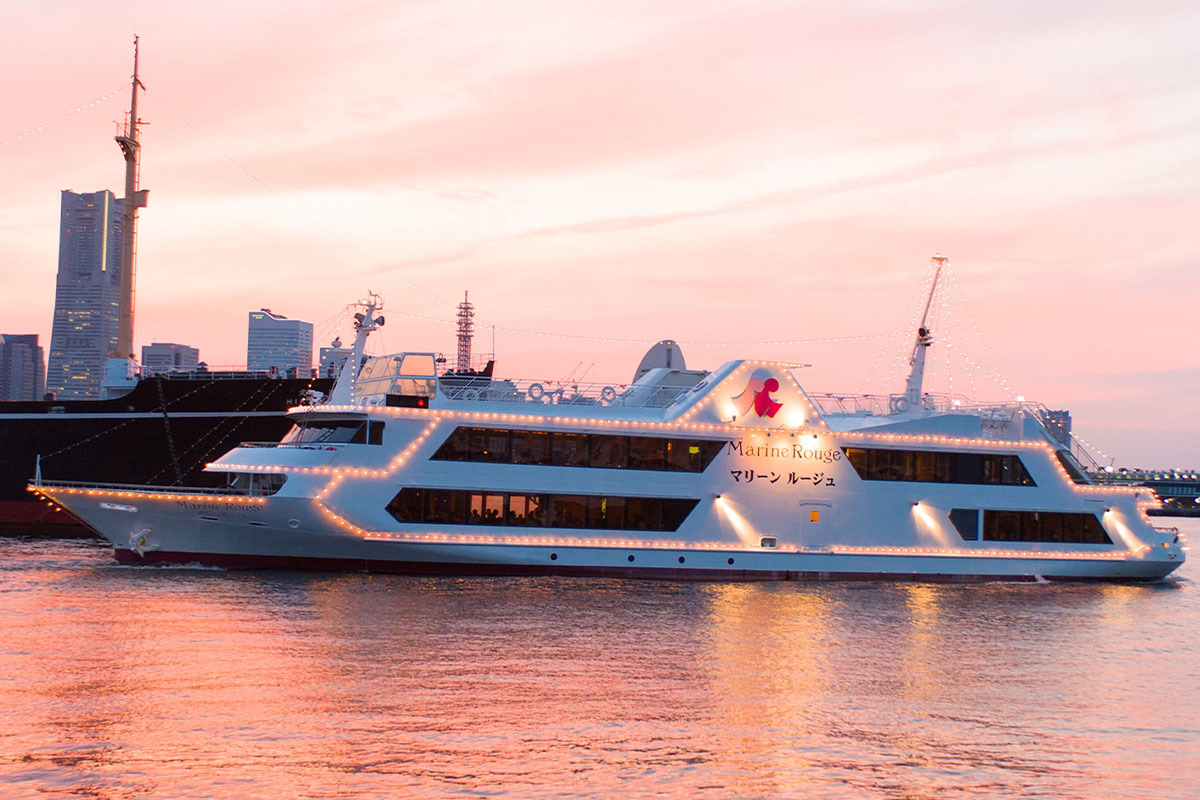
[731,369,783,418]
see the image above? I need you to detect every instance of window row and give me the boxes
[843,447,1035,486]
[949,508,1111,544]
[282,418,385,445]
[432,427,725,472]
[386,488,699,532]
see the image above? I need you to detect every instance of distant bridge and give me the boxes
[1092,470,1200,516]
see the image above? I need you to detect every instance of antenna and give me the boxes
[456,291,474,372]
[902,253,947,408]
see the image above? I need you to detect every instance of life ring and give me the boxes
[527,383,545,401]
[889,396,911,413]
[600,386,617,404]
[462,387,482,401]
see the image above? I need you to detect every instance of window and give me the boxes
[589,436,628,469]
[386,488,698,533]
[1055,450,1091,485]
[283,418,367,444]
[975,509,1111,544]
[469,428,510,463]
[368,421,386,446]
[948,508,979,540]
[628,437,666,470]
[843,447,1036,486]
[225,473,288,496]
[551,433,588,467]
[430,427,724,473]
[512,431,551,465]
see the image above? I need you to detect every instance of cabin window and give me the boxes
[978,510,1111,544]
[1055,450,1091,485]
[948,508,980,540]
[468,493,506,524]
[843,447,1036,486]
[387,489,697,533]
[627,437,667,470]
[430,427,723,472]
[548,495,587,527]
[511,431,552,465]
[283,419,368,444]
[468,427,510,463]
[226,473,288,496]
[435,427,470,460]
[589,436,628,469]
[550,433,589,467]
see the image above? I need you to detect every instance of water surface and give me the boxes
[2,520,1197,799]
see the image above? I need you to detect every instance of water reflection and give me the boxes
[0,536,1196,799]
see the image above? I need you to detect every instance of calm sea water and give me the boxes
[2,520,1198,800]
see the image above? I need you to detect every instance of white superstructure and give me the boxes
[36,286,1186,582]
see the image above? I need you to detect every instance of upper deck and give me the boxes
[303,352,1096,463]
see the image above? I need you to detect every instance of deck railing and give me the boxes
[438,377,694,408]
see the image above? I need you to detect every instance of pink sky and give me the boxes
[1,0,1197,467]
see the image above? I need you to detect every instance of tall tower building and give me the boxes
[45,190,124,399]
[0,334,45,401]
[247,309,313,378]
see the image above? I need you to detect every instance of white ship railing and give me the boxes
[808,391,981,417]
[439,377,692,408]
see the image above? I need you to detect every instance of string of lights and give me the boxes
[1,85,126,148]
[145,89,460,312]
[366,307,903,348]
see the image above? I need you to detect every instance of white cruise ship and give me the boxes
[35,276,1186,582]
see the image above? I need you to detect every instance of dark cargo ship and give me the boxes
[0,372,331,534]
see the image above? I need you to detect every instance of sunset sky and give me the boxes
[1,0,1197,466]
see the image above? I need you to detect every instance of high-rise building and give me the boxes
[45,190,124,399]
[141,342,200,374]
[247,309,313,378]
[0,334,45,401]
[1044,409,1072,447]
[318,338,352,379]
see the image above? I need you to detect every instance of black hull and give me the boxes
[0,375,331,535]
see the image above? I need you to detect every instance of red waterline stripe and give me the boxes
[106,548,1164,583]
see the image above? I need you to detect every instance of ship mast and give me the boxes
[102,36,150,398]
[902,253,946,408]
[114,35,148,360]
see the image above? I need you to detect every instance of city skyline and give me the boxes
[0,1,1197,465]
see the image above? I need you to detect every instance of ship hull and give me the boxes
[110,546,1178,582]
[53,494,1183,583]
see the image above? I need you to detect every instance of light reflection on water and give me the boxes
[0,525,1197,800]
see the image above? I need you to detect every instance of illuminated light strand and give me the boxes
[2,85,126,148]
[359,531,800,552]
[213,404,1147,506]
[312,420,442,534]
[30,485,267,505]
[146,89,461,312]
[827,545,1134,560]
[381,306,903,348]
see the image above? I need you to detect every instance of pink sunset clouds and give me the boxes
[1,0,1197,466]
